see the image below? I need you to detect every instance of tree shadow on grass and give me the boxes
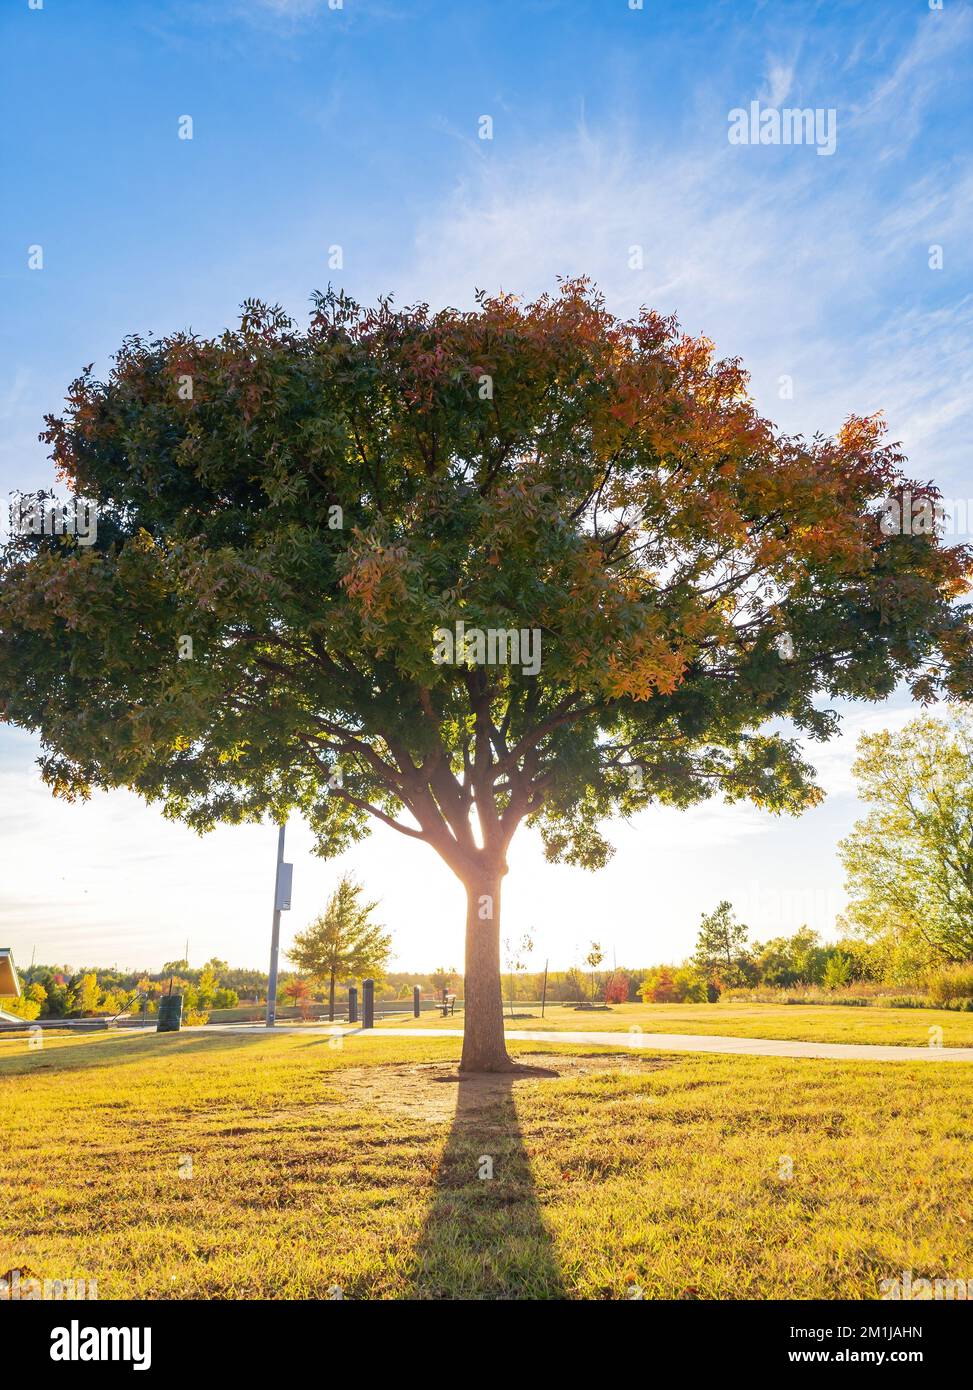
[0,1028,279,1077]
[411,1066,565,1300]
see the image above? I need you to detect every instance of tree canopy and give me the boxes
[840,714,973,962]
[2,279,970,1067]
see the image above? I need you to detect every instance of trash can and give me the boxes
[157,993,183,1033]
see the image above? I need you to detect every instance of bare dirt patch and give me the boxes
[335,1052,667,1124]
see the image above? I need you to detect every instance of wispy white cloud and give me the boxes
[848,4,973,154]
[761,58,796,107]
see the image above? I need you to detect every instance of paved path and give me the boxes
[193,1022,973,1062]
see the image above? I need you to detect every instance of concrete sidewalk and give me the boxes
[192,1022,973,1062]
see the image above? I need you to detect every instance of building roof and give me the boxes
[0,949,21,998]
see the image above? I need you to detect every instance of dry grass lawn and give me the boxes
[3,1027,973,1299]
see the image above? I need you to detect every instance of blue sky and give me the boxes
[2,0,971,973]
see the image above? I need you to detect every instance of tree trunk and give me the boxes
[329,971,335,1023]
[459,864,515,1072]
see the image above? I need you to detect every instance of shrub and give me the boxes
[823,952,852,990]
[927,964,973,1006]
[674,967,707,1003]
[184,1009,210,1026]
[604,971,630,1004]
[650,968,679,1003]
[0,994,41,1021]
[639,967,673,1003]
[637,964,705,1004]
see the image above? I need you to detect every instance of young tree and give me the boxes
[693,901,750,987]
[75,972,101,1017]
[584,941,604,1001]
[283,977,312,1004]
[283,976,313,1018]
[1,283,970,1069]
[288,875,391,1021]
[651,967,679,1003]
[840,714,973,962]
[787,925,827,984]
[196,960,220,1009]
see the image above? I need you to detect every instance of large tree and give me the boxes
[1,281,971,1069]
[840,714,973,962]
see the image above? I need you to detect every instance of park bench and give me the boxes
[439,993,457,1017]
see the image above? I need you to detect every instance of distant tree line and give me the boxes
[6,958,244,1022]
[14,708,973,1023]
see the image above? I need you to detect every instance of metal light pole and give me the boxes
[265,823,293,1028]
